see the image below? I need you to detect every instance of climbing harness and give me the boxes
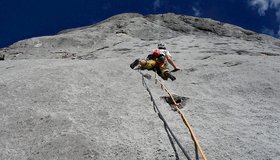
[139,70,207,160]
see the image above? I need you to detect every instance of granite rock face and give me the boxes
[0,53,4,60]
[1,13,280,160]
[1,13,279,60]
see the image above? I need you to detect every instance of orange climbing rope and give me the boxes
[154,73,207,160]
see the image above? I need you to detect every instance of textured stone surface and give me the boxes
[1,13,280,160]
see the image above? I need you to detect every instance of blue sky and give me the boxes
[0,0,280,48]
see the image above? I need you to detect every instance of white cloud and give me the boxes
[192,7,201,16]
[249,0,269,15]
[261,26,275,36]
[249,0,280,17]
[249,0,280,38]
[270,0,280,7]
[153,0,161,10]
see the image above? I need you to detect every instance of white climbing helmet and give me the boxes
[158,43,166,49]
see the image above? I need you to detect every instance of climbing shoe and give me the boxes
[165,72,176,81]
[130,59,140,69]
[171,68,180,72]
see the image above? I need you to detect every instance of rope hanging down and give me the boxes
[139,71,192,160]
[153,73,208,160]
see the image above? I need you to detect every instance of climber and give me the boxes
[157,43,180,72]
[130,49,176,81]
